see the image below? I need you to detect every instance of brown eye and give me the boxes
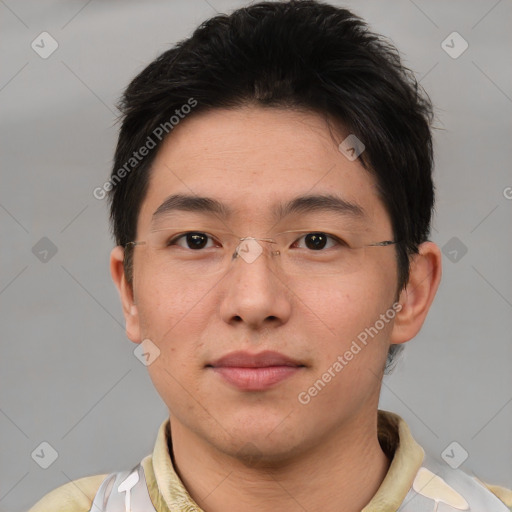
[187,233,209,249]
[294,232,340,251]
[170,232,214,250]
[304,233,328,250]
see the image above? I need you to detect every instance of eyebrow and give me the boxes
[276,193,365,219]
[151,193,365,224]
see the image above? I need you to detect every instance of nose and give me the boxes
[219,237,292,330]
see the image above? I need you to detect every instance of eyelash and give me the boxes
[293,233,347,250]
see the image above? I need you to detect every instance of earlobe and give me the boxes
[110,245,142,344]
[390,241,442,345]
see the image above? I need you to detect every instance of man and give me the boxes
[29,1,511,511]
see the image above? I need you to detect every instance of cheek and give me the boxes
[136,269,214,327]
[295,274,395,357]
[134,274,216,379]
[146,360,202,418]
[294,274,382,322]
[302,289,394,407]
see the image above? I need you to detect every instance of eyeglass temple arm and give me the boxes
[367,240,397,247]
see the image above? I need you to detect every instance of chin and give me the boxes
[220,434,303,469]
[212,415,309,467]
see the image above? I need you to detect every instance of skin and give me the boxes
[111,105,441,512]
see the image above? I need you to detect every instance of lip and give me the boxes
[207,350,305,391]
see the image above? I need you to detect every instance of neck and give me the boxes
[169,410,391,512]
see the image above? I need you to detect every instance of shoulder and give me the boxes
[378,411,512,511]
[404,454,512,511]
[27,474,108,512]
[481,482,512,510]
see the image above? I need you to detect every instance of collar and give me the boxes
[142,409,425,512]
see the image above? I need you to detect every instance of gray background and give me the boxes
[1,1,511,510]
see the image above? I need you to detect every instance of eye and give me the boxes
[292,232,343,251]
[168,231,217,250]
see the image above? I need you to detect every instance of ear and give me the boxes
[390,241,442,344]
[110,245,141,344]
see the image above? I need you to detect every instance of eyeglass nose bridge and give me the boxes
[232,236,281,264]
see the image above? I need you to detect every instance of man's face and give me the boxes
[128,106,400,462]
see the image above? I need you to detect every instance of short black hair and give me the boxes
[108,0,435,371]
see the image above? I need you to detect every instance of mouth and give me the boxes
[206,350,305,391]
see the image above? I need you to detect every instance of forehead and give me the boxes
[137,106,391,233]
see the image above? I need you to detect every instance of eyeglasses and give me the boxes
[125,227,398,277]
